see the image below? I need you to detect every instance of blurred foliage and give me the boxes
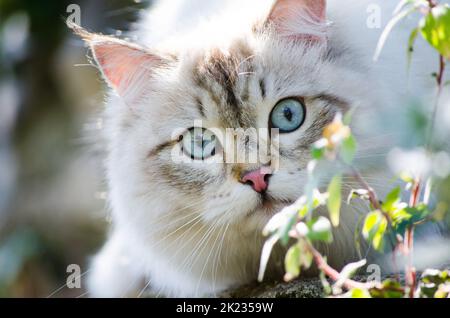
[0,0,150,297]
[260,0,450,299]
[419,269,450,298]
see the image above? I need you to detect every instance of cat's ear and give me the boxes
[72,25,169,100]
[266,0,327,42]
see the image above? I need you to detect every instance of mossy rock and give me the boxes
[222,278,325,298]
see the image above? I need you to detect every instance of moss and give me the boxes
[223,278,325,298]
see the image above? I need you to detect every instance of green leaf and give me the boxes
[420,5,450,59]
[301,250,314,270]
[394,203,431,234]
[263,206,295,236]
[341,135,357,165]
[362,212,380,238]
[362,211,388,251]
[311,146,325,160]
[258,234,279,282]
[347,189,370,204]
[312,190,327,209]
[346,288,372,298]
[374,7,417,61]
[434,284,450,298]
[369,279,405,298]
[263,205,298,244]
[307,217,333,243]
[278,209,299,246]
[405,203,431,223]
[407,27,419,70]
[320,271,332,295]
[419,269,450,298]
[298,205,309,218]
[298,239,314,269]
[334,260,367,291]
[283,240,315,282]
[327,175,342,227]
[295,222,309,237]
[390,208,412,234]
[382,187,401,212]
[399,172,415,184]
[284,244,301,280]
[424,269,449,283]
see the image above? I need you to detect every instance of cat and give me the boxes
[74,0,440,297]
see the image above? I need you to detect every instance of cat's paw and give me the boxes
[86,233,145,298]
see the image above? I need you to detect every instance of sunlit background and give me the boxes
[0,0,449,298]
[0,0,153,297]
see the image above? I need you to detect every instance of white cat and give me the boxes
[76,0,441,297]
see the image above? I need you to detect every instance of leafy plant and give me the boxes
[258,0,449,298]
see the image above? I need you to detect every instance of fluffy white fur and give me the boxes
[85,0,443,297]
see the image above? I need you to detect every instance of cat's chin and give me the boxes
[246,193,294,218]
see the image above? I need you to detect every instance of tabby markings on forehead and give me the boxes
[192,42,259,128]
[259,78,266,100]
[195,97,206,118]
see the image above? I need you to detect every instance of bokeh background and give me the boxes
[0,0,152,298]
[0,0,449,298]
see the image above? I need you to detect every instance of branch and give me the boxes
[348,166,381,210]
[426,0,437,9]
[427,55,447,149]
[305,241,373,290]
[405,179,421,297]
[344,162,403,248]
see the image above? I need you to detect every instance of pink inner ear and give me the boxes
[92,42,161,98]
[268,0,327,41]
[303,0,326,21]
[270,0,326,22]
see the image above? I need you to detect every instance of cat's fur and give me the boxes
[78,0,440,297]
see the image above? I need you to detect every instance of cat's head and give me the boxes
[76,0,367,235]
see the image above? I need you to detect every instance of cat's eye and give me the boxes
[270,98,306,133]
[181,128,219,160]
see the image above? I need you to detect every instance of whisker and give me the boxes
[46,270,91,298]
[212,223,230,293]
[147,213,205,250]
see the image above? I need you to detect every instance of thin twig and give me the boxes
[348,166,381,210]
[426,0,437,9]
[306,241,371,290]
[345,162,402,248]
[427,55,446,150]
[405,180,420,297]
[306,239,406,295]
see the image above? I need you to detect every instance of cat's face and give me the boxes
[135,44,348,230]
[78,0,364,235]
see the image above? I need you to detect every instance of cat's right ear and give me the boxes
[72,24,169,101]
[266,0,328,42]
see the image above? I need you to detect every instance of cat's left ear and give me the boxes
[72,25,170,102]
[266,0,327,42]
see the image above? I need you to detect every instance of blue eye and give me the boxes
[181,128,219,160]
[270,98,306,133]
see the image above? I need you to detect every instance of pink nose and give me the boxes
[241,167,272,193]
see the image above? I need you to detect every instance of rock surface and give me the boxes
[223,278,325,298]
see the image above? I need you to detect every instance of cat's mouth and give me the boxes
[261,194,277,210]
[248,192,294,217]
